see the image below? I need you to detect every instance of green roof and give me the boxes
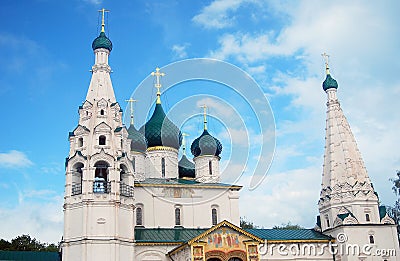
[0,251,60,261]
[135,178,241,189]
[245,229,332,241]
[134,227,331,244]
[92,31,112,51]
[379,206,388,220]
[178,155,195,178]
[191,130,222,157]
[322,73,338,91]
[127,125,147,152]
[135,227,207,243]
[139,103,182,149]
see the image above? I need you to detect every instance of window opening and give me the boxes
[175,208,181,226]
[99,135,106,145]
[212,208,218,226]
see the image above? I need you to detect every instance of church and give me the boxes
[61,11,399,261]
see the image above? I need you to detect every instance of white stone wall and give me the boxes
[145,149,178,179]
[194,155,220,182]
[134,186,240,228]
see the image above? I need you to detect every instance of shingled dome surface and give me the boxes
[127,125,147,152]
[139,104,182,149]
[191,130,222,157]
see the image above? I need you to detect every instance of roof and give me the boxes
[245,229,332,242]
[0,251,61,261]
[191,130,222,157]
[135,226,331,244]
[379,205,388,220]
[135,227,207,244]
[178,155,195,178]
[322,73,338,91]
[127,125,147,152]
[92,31,112,51]
[134,178,242,190]
[139,103,182,150]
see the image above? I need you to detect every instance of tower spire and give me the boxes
[201,104,208,131]
[98,8,109,33]
[182,133,189,156]
[151,67,165,104]
[125,98,137,126]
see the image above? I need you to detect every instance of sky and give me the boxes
[0,0,399,243]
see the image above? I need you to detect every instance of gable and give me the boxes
[94,122,112,133]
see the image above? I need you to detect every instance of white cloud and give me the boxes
[239,166,321,228]
[0,150,33,168]
[192,0,246,29]
[201,1,400,225]
[171,44,189,59]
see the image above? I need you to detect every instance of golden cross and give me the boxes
[182,133,190,155]
[98,8,110,33]
[200,104,208,130]
[321,52,330,74]
[151,67,165,104]
[125,98,137,125]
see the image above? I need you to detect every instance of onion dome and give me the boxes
[139,104,182,149]
[92,31,113,52]
[191,130,222,157]
[127,125,147,152]
[178,155,195,178]
[323,73,338,91]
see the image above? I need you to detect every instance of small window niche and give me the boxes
[78,137,83,147]
[99,135,106,146]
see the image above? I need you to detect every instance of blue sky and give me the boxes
[0,0,399,243]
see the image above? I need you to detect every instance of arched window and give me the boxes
[100,109,105,115]
[369,235,375,244]
[78,137,83,147]
[209,161,212,175]
[366,213,370,222]
[326,217,330,228]
[136,206,143,226]
[175,208,181,226]
[212,208,218,226]
[132,157,136,172]
[72,162,84,195]
[94,161,109,193]
[161,158,165,178]
[99,135,106,145]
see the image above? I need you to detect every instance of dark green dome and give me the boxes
[139,104,182,149]
[322,73,338,91]
[127,125,147,152]
[191,130,222,157]
[178,155,195,178]
[92,31,113,51]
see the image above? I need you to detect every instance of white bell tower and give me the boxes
[318,53,399,260]
[62,9,135,261]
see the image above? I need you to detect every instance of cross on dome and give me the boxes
[151,67,165,104]
[321,52,330,75]
[200,104,208,130]
[125,98,137,125]
[98,8,110,33]
[182,133,189,155]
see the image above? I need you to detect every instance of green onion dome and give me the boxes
[139,104,182,149]
[322,73,338,91]
[178,155,195,178]
[127,125,147,153]
[92,31,113,52]
[191,130,222,157]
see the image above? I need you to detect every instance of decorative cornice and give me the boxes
[147,146,178,152]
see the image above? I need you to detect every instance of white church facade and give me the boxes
[61,11,399,261]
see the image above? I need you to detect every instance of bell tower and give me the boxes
[318,54,399,260]
[62,9,135,261]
